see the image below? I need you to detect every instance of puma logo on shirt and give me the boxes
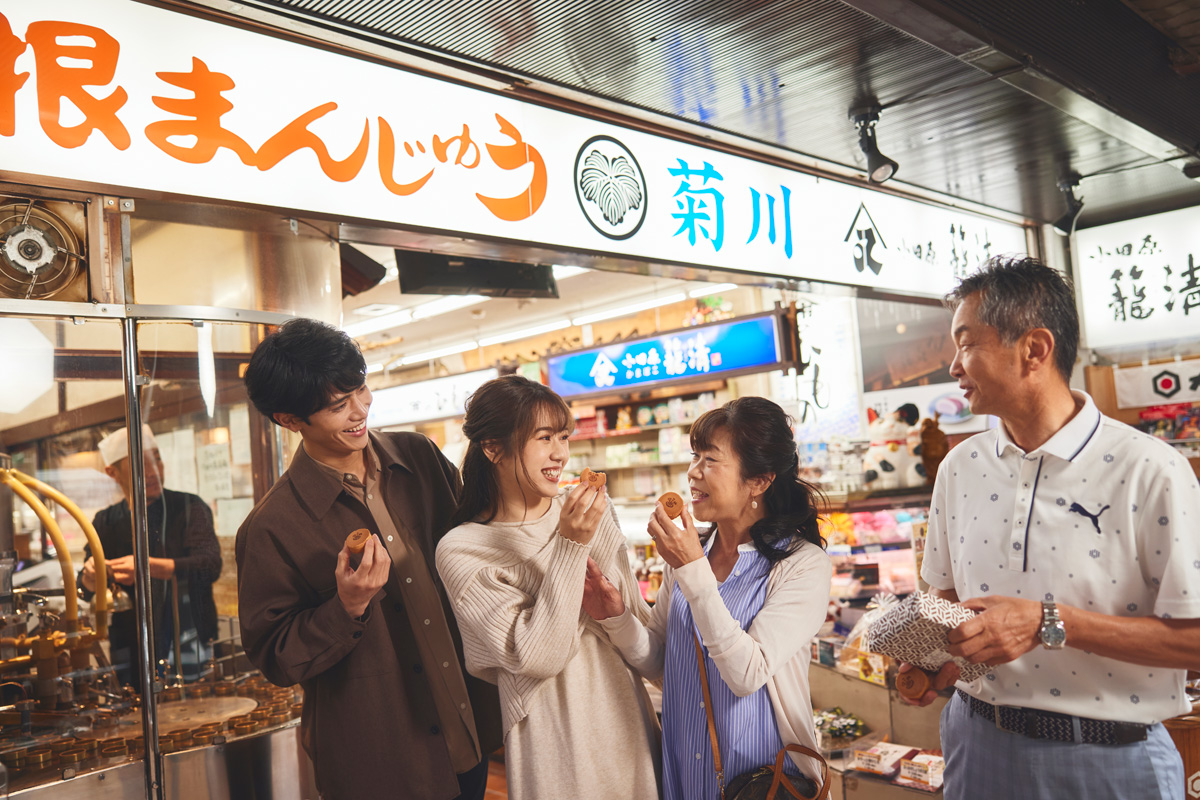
[1068,502,1110,534]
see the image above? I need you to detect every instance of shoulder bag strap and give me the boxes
[693,631,726,800]
[692,633,832,800]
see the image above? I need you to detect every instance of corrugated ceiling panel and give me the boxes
[236,0,1200,225]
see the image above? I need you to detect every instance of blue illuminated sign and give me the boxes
[546,314,783,399]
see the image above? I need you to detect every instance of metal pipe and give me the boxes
[0,451,16,629]
[0,473,77,622]
[121,316,163,800]
[11,470,108,637]
[169,577,182,686]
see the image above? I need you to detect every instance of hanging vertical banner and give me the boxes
[1112,361,1200,408]
[1075,206,1200,350]
[0,0,1027,298]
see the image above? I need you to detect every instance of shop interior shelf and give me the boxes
[570,421,690,441]
[846,540,913,554]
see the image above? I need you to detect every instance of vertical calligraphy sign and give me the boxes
[1075,207,1200,350]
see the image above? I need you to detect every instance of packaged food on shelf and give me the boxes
[812,707,871,757]
[853,742,920,778]
[894,751,945,792]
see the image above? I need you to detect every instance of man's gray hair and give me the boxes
[944,256,1079,382]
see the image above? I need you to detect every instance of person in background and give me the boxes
[583,396,832,799]
[79,425,222,687]
[910,256,1200,800]
[236,318,500,800]
[436,375,661,800]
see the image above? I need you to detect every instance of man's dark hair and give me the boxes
[244,318,367,425]
[944,255,1079,383]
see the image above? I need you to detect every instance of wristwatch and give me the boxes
[1039,601,1066,650]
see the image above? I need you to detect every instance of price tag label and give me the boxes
[900,758,931,784]
[863,544,882,554]
[854,750,883,773]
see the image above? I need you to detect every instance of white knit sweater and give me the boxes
[436,496,661,800]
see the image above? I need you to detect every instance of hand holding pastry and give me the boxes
[648,496,704,568]
[336,532,391,619]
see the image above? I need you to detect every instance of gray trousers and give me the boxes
[941,691,1184,800]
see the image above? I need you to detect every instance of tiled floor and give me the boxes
[484,757,507,799]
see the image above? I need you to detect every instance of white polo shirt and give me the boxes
[921,390,1200,725]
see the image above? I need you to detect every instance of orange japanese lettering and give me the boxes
[0,14,27,137]
[377,117,434,196]
[145,58,255,165]
[25,20,129,149]
[257,102,369,182]
[432,124,480,168]
[476,114,546,221]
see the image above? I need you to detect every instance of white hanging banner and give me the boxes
[1113,361,1200,409]
[1074,206,1200,350]
[0,1,1027,298]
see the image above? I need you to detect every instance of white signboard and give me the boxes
[1075,206,1200,350]
[368,368,499,427]
[1113,361,1200,408]
[771,295,863,440]
[0,1,1027,298]
[196,441,234,506]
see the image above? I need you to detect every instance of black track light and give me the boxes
[851,106,899,184]
[1053,176,1084,235]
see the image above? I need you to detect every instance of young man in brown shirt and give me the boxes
[236,318,500,800]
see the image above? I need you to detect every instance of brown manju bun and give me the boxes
[580,467,607,489]
[345,528,371,554]
[657,492,684,519]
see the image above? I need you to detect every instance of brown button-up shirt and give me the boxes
[319,442,477,773]
[236,431,502,800]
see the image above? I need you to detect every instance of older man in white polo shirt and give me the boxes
[909,256,1200,799]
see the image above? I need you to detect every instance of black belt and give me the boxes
[957,690,1149,746]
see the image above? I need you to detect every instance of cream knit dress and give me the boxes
[436,495,661,800]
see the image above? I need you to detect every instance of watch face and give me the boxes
[1041,624,1066,648]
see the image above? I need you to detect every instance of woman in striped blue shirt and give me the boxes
[585,396,832,799]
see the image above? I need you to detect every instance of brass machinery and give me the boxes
[0,453,300,790]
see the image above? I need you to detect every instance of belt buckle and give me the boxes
[992,705,1042,739]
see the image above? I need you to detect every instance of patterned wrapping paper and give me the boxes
[863,592,991,682]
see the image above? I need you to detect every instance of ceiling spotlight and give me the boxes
[851,106,899,184]
[1052,175,1084,235]
[1183,162,1200,180]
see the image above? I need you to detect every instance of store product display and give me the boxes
[657,491,684,519]
[813,708,867,752]
[853,742,919,778]
[862,591,990,682]
[893,751,945,792]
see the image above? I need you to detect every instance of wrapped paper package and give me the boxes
[862,591,990,682]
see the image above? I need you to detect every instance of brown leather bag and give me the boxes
[693,634,831,800]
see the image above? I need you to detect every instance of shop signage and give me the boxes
[546,314,783,399]
[368,368,499,427]
[1112,361,1200,408]
[1075,206,1200,350]
[0,1,1027,298]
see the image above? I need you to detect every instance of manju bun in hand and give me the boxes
[657,492,684,519]
[345,528,372,555]
[580,467,607,489]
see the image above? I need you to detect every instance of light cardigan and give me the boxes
[601,531,833,779]
[435,494,655,733]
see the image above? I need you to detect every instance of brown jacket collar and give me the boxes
[286,431,415,520]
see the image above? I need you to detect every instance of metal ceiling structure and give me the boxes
[201,0,1200,230]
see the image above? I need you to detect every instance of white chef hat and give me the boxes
[97,425,160,468]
